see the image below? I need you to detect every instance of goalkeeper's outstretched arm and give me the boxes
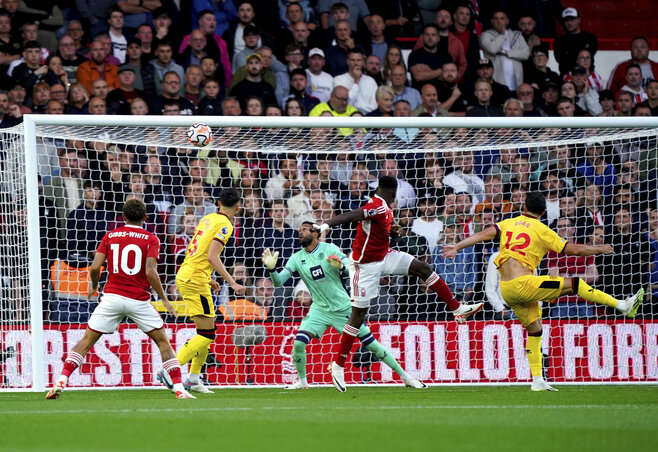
[262,248,293,287]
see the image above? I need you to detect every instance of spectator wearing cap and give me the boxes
[524,43,560,92]
[333,47,378,114]
[568,65,602,116]
[553,7,598,75]
[607,36,658,94]
[480,10,529,92]
[619,64,648,103]
[232,25,262,74]
[229,52,276,109]
[180,9,233,88]
[106,65,143,114]
[470,58,512,108]
[223,1,263,64]
[408,23,453,91]
[287,68,320,113]
[563,49,603,92]
[597,89,619,117]
[124,38,157,98]
[539,81,559,116]
[305,47,333,103]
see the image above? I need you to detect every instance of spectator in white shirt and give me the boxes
[333,47,378,114]
[305,47,333,103]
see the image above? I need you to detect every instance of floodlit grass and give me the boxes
[1,385,656,452]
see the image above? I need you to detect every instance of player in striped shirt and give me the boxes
[262,222,426,389]
[315,176,482,392]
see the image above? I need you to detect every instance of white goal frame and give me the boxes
[19,114,658,392]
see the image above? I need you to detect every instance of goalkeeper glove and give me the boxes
[313,223,330,234]
[262,248,279,270]
[326,255,344,270]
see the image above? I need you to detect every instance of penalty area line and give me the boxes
[1,404,650,415]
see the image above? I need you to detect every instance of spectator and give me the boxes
[408,23,453,91]
[197,78,223,115]
[30,81,51,113]
[65,83,90,114]
[148,71,195,115]
[619,64,648,103]
[550,144,583,195]
[563,49,604,92]
[56,35,86,86]
[265,157,301,201]
[223,2,262,65]
[287,171,333,229]
[106,5,127,63]
[617,91,635,116]
[444,151,485,204]
[524,43,560,92]
[540,169,562,224]
[170,207,197,273]
[75,40,119,94]
[568,67,602,115]
[381,44,406,84]
[646,80,658,115]
[92,32,121,66]
[13,41,58,102]
[0,89,22,127]
[0,10,21,71]
[339,170,369,212]
[181,65,203,108]
[7,83,30,115]
[151,41,185,95]
[430,216,476,301]
[365,85,394,117]
[333,48,377,114]
[517,83,546,116]
[65,181,108,261]
[123,38,157,98]
[577,143,616,197]
[518,12,541,54]
[221,96,242,116]
[185,9,234,84]
[435,61,467,115]
[601,207,651,300]
[471,58,512,107]
[607,36,658,94]
[105,65,142,114]
[135,24,154,61]
[576,182,605,233]
[554,7,598,75]
[479,10,529,92]
[597,89,619,117]
[389,64,421,111]
[414,9,467,83]
[42,147,87,227]
[286,68,320,113]
[309,85,358,119]
[65,20,86,55]
[466,79,504,117]
[91,78,109,100]
[324,19,361,76]
[546,216,598,318]
[633,102,652,116]
[412,194,443,248]
[257,199,297,261]
[167,182,216,236]
[363,54,384,86]
[177,29,210,70]
[229,53,276,109]
[474,174,512,216]
[318,0,370,34]
[377,158,416,209]
[231,25,262,74]
[556,96,576,117]
[283,97,304,116]
[488,147,517,185]
[450,4,479,87]
[151,7,177,53]
[413,83,449,117]
[503,97,524,117]
[304,47,332,103]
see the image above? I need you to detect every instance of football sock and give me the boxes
[177,334,213,366]
[526,334,542,378]
[365,340,405,377]
[61,351,83,379]
[425,272,460,311]
[335,324,359,367]
[188,373,200,384]
[163,358,182,385]
[573,278,618,309]
[189,344,210,375]
[292,340,308,381]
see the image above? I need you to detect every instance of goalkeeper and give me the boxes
[262,221,426,389]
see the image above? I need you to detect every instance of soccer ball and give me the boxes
[187,123,213,147]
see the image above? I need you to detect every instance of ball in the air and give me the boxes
[187,123,213,147]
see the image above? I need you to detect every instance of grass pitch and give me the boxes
[1,385,656,452]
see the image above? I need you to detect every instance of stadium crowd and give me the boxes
[0,0,656,323]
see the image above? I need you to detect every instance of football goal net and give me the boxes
[1,114,657,391]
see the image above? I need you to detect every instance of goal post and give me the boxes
[3,114,658,392]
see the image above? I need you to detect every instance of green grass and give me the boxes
[1,385,657,452]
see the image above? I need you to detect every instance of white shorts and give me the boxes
[349,250,414,308]
[88,292,164,334]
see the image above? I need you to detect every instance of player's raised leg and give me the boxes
[566,277,644,318]
[46,328,102,399]
[407,258,483,323]
[149,328,195,399]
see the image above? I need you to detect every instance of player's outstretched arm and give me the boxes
[315,208,365,232]
[87,252,106,300]
[208,239,246,295]
[564,243,614,257]
[145,257,178,319]
[441,226,498,259]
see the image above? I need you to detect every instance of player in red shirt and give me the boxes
[315,176,483,392]
[46,199,195,399]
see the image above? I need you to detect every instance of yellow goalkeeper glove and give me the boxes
[326,255,344,270]
[262,248,279,270]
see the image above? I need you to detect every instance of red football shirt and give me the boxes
[352,195,393,264]
[96,225,160,301]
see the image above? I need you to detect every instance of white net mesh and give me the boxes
[2,117,658,389]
